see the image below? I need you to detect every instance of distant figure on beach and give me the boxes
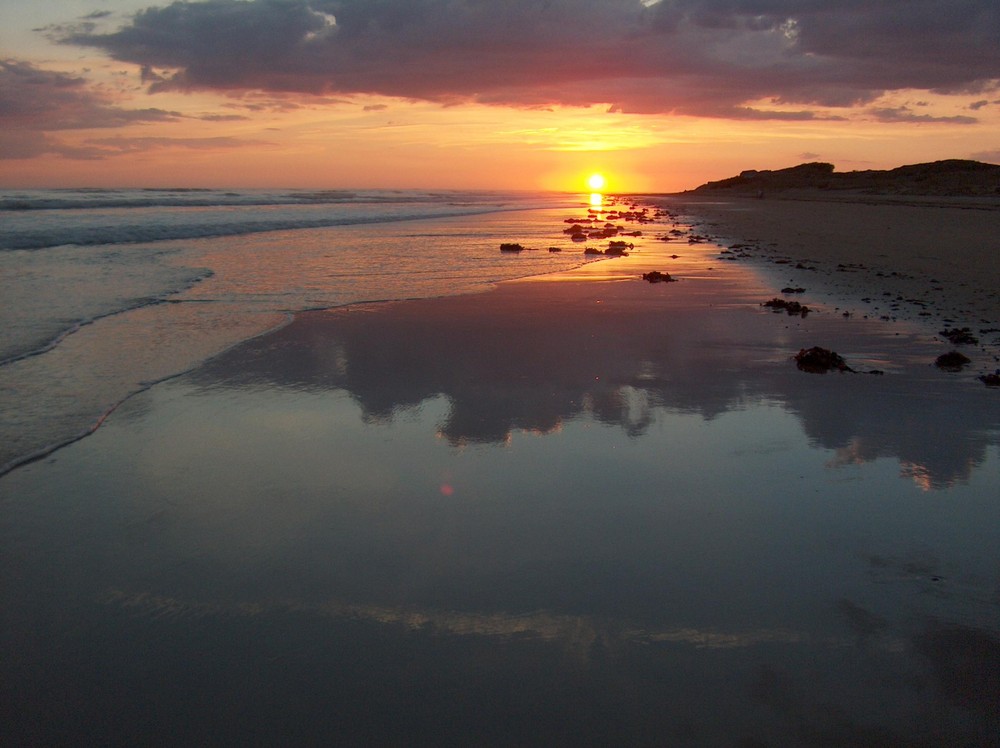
[756,189,764,199]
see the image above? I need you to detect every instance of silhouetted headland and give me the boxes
[682,159,1000,199]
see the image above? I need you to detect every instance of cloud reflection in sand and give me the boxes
[190,280,1000,490]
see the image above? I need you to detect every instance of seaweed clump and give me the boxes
[764,298,810,317]
[794,346,854,373]
[642,271,677,283]
[980,371,1000,387]
[935,351,971,371]
[939,327,979,345]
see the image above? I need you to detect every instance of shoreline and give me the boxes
[3,193,997,480]
[654,193,1000,375]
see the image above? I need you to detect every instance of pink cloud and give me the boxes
[51,0,999,119]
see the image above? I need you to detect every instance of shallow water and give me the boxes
[0,193,606,474]
[2,230,998,744]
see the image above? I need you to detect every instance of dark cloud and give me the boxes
[0,60,270,160]
[54,0,1000,119]
[869,106,977,124]
[0,130,107,160]
[0,59,180,131]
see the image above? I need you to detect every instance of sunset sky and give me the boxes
[2,0,999,192]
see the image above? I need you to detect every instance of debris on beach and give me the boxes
[781,287,806,294]
[934,351,972,371]
[642,271,677,283]
[605,240,632,256]
[763,298,810,317]
[794,347,854,373]
[939,327,979,345]
[500,243,525,253]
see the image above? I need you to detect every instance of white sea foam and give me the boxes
[0,188,561,250]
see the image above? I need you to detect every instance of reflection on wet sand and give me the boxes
[4,267,999,745]
[101,587,816,655]
[191,279,1000,490]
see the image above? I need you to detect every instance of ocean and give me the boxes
[0,187,612,474]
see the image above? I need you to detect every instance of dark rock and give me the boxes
[500,243,525,253]
[794,347,854,373]
[935,351,972,371]
[642,271,677,283]
[980,372,1000,387]
[781,287,806,294]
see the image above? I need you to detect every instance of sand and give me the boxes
[666,194,1000,344]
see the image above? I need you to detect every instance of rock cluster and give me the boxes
[763,298,810,317]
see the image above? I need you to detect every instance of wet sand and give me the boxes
[665,194,1000,368]
[2,203,999,745]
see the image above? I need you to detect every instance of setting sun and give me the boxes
[586,173,606,191]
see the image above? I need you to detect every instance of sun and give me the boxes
[586,173,606,191]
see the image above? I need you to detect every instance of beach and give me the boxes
[2,194,999,745]
[671,194,1000,342]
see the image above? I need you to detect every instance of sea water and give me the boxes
[0,188,598,473]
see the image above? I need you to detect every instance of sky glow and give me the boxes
[1,1,999,191]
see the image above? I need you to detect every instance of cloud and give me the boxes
[0,60,273,160]
[0,130,107,160]
[0,130,273,161]
[0,59,180,131]
[54,0,1000,119]
[970,149,1000,163]
[869,106,977,124]
[81,135,275,153]
[197,113,252,121]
